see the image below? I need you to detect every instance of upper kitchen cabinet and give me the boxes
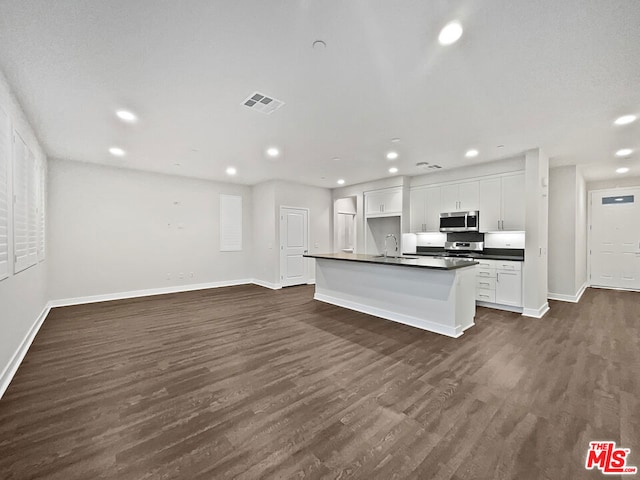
[365,187,402,217]
[440,181,479,212]
[409,186,441,232]
[479,173,525,231]
[409,188,426,232]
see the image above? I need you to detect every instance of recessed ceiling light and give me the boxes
[438,21,463,46]
[388,167,398,174]
[391,138,401,143]
[465,149,479,158]
[614,115,637,126]
[616,167,630,174]
[615,148,633,157]
[109,147,125,157]
[386,151,399,160]
[266,147,280,158]
[116,110,137,122]
[332,157,341,162]
[226,167,237,175]
[337,179,345,185]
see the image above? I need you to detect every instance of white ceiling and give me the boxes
[0,0,639,187]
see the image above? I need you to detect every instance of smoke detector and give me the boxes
[242,92,285,115]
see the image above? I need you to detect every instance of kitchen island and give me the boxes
[304,253,478,338]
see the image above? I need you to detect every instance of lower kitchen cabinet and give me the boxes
[475,259,523,310]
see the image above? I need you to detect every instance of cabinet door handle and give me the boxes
[496,273,499,283]
[480,282,490,286]
[497,220,500,230]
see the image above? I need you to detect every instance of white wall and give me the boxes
[333,176,408,253]
[274,180,332,282]
[523,149,549,317]
[365,216,401,255]
[548,166,577,296]
[252,181,277,286]
[575,170,587,289]
[252,180,332,286]
[547,165,588,300]
[587,176,640,191]
[410,156,525,187]
[0,70,48,390]
[48,159,253,300]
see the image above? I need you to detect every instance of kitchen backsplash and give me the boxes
[403,231,525,250]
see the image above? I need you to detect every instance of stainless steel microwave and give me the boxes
[439,211,480,232]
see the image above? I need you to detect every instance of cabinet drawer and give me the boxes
[476,289,496,303]
[476,277,496,291]
[476,267,496,278]
[475,260,495,269]
[495,261,522,271]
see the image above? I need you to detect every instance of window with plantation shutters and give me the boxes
[27,148,38,265]
[37,153,45,262]
[13,131,33,273]
[0,106,9,280]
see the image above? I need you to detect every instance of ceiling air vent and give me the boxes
[242,92,285,115]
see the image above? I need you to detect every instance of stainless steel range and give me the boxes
[443,241,484,258]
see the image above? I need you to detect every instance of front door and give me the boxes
[590,188,640,290]
[280,207,309,287]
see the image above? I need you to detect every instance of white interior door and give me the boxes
[280,207,309,287]
[590,188,640,290]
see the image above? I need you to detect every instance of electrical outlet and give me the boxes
[314,243,319,248]
[179,272,184,279]
[190,272,194,278]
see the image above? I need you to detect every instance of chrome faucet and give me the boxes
[384,234,398,258]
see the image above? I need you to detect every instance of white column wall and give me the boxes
[0,70,48,394]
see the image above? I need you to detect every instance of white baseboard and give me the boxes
[307,278,316,285]
[251,279,282,290]
[314,292,469,338]
[589,285,640,293]
[476,301,523,314]
[522,302,550,318]
[48,279,254,307]
[0,304,51,399]
[547,282,588,303]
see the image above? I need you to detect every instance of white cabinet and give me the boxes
[409,186,441,232]
[501,174,525,231]
[365,187,402,217]
[440,181,479,212]
[496,269,522,306]
[475,260,523,309]
[409,188,426,232]
[479,178,502,232]
[478,173,525,232]
[424,187,441,231]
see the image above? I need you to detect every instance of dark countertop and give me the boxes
[409,248,525,262]
[304,252,479,270]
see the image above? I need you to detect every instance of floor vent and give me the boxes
[242,92,285,115]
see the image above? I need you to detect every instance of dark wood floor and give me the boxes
[1,285,638,479]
